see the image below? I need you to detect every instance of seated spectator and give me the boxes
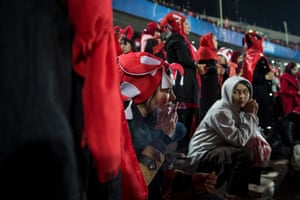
[188,76,262,200]
[117,52,224,200]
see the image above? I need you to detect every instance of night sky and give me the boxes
[187,0,300,36]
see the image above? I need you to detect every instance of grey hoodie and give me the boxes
[188,76,259,165]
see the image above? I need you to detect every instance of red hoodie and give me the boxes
[242,32,272,82]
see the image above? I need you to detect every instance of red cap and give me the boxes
[120,25,134,41]
[217,47,233,62]
[144,22,161,36]
[160,11,186,35]
[117,52,172,104]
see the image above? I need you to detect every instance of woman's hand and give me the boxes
[197,64,206,75]
[265,71,274,80]
[242,99,259,115]
[155,103,178,137]
[217,65,225,75]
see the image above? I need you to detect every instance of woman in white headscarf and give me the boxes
[188,76,260,199]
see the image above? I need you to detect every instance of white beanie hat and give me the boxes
[217,47,233,62]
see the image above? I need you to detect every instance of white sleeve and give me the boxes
[210,110,258,147]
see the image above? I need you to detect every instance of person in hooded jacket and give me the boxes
[161,11,200,153]
[242,31,274,131]
[196,33,220,121]
[188,76,261,200]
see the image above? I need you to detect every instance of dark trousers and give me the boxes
[177,108,197,153]
[196,147,260,197]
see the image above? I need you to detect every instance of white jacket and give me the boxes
[188,76,259,165]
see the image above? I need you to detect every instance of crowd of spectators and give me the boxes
[149,0,300,50]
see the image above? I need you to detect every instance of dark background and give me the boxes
[172,0,300,36]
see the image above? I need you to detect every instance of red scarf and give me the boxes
[242,32,271,82]
[67,0,148,199]
[196,33,218,61]
[242,47,272,83]
[183,34,197,61]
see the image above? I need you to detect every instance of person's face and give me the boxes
[232,83,250,109]
[148,86,176,112]
[183,20,190,35]
[120,40,132,54]
[212,35,218,50]
[218,55,227,65]
[154,30,161,38]
[291,66,298,75]
[237,54,244,63]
